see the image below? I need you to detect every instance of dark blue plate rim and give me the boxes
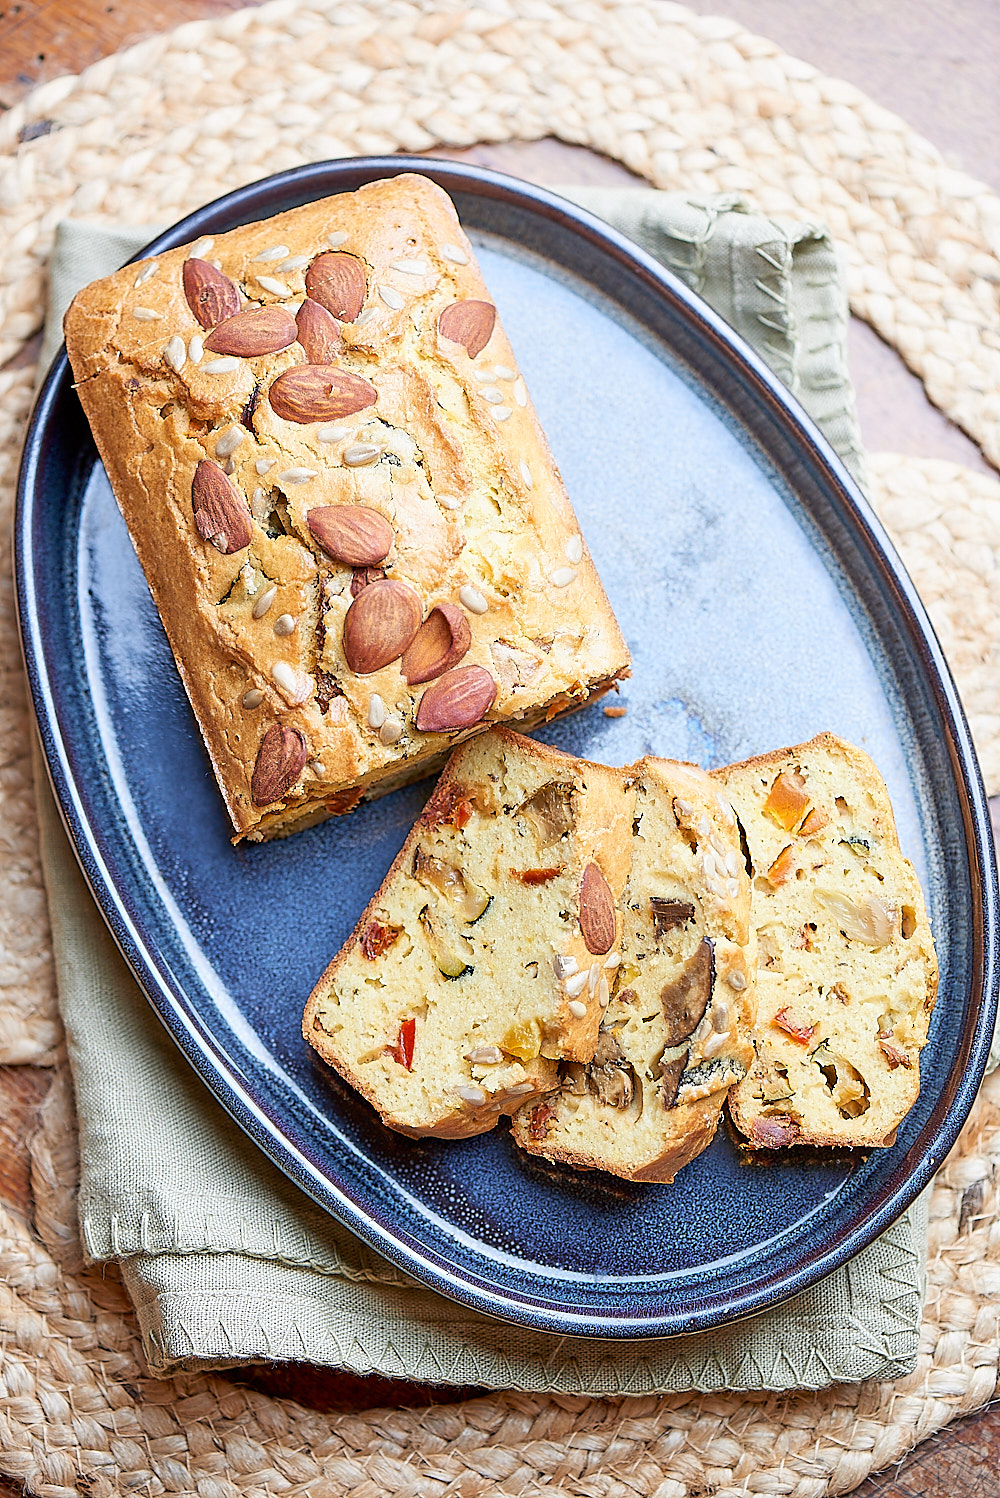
[15,156,999,1337]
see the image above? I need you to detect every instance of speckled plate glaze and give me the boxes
[16,158,999,1338]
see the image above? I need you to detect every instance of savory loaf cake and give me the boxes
[715,734,938,1149]
[303,728,636,1138]
[64,173,629,842]
[511,757,756,1182]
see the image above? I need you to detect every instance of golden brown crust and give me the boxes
[65,175,629,841]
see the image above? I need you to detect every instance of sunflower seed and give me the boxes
[132,306,162,321]
[459,585,488,614]
[472,367,496,382]
[549,567,577,588]
[252,244,291,262]
[391,259,429,275]
[203,357,239,374]
[242,687,264,709]
[317,424,351,443]
[255,457,275,475]
[252,585,278,619]
[134,261,159,287]
[553,954,579,979]
[251,488,268,519]
[493,364,516,380]
[278,255,310,272]
[164,335,186,371]
[215,425,245,459]
[519,460,533,489]
[343,443,381,467]
[379,716,404,746]
[188,334,204,363]
[567,999,588,1019]
[378,284,405,309]
[726,878,740,899]
[309,759,324,777]
[190,236,214,259]
[493,406,513,421]
[457,1085,487,1106]
[367,693,386,730]
[512,379,527,407]
[441,243,468,264]
[564,970,589,997]
[355,307,378,326]
[326,230,349,248]
[257,275,291,297]
[598,977,610,1008]
[437,493,463,510]
[271,661,306,695]
[725,851,742,877]
[588,962,601,994]
[603,952,621,969]
[277,467,317,484]
[273,613,296,636]
[703,1030,728,1059]
[564,534,583,564]
[466,1045,503,1065]
[479,387,504,404]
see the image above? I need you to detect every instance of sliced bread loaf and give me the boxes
[510,756,756,1182]
[303,727,634,1138]
[715,733,938,1149]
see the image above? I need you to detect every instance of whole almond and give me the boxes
[401,604,472,685]
[342,579,422,675]
[305,252,367,322]
[415,665,496,733]
[579,863,615,955]
[438,300,496,358]
[204,306,297,357]
[268,365,377,423]
[307,505,393,566]
[296,298,342,362]
[183,258,241,329]
[251,724,307,805]
[191,461,252,553]
[351,565,386,597]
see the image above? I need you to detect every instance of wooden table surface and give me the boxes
[2,3,999,1495]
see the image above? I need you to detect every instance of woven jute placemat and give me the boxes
[2,2,999,1493]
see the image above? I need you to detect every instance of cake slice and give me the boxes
[510,757,756,1183]
[64,173,629,842]
[715,734,938,1149]
[303,728,635,1138]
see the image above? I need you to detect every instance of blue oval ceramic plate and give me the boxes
[16,158,999,1338]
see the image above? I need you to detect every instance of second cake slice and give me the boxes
[511,757,756,1182]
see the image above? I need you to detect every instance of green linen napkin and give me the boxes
[38,190,925,1387]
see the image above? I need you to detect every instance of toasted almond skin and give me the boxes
[307,505,393,566]
[251,723,308,805]
[438,299,496,358]
[401,604,472,685]
[204,306,297,357]
[579,862,615,955]
[295,298,342,362]
[182,258,241,329]
[305,252,367,322]
[350,565,386,597]
[342,579,422,675]
[268,365,377,423]
[191,460,252,554]
[415,664,496,732]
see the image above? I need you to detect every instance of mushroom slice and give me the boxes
[412,847,490,922]
[519,781,575,845]
[650,897,695,938]
[660,938,715,1047]
[659,1050,688,1109]
[584,1030,636,1110]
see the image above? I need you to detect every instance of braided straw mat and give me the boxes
[2,1,1000,1493]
